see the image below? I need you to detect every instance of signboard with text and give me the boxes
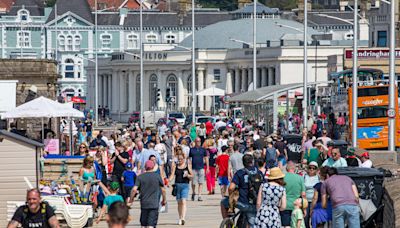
[345,49,400,59]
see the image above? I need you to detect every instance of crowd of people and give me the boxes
[9,111,374,228]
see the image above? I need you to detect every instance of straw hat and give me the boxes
[268,167,285,180]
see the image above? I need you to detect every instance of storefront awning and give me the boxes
[227,83,303,104]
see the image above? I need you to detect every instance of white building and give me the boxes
[86,11,364,122]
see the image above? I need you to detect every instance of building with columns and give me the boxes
[86,17,359,122]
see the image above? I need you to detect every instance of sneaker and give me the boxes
[181,219,185,225]
[198,196,203,201]
[191,194,195,201]
[178,219,182,225]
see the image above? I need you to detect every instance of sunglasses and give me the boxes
[80,146,86,148]
[308,166,317,170]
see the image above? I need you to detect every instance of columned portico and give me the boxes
[261,67,267,87]
[248,68,253,89]
[198,68,205,111]
[177,71,185,108]
[241,68,247,92]
[107,75,112,108]
[128,71,135,113]
[234,68,240,93]
[268,67,274,86]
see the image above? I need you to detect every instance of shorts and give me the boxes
[280,210,292,226]
[236,201,257,226]
[140,208,159,227]
[192,169,205,184]
[218,176,230,186]
[221,196,229,208]
[176,183,189,200]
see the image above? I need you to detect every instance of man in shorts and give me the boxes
[129,160,166,228]
[189,137,209,201]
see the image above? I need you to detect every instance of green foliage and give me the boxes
[261,0,298,10]
[197,0,238,11]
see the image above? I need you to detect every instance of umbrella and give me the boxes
[196,87,225,115]
[196,86,225,96]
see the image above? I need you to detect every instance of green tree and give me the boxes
[198,0,238,11]
[262,0,298,10]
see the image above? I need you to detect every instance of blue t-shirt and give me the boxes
[104,194,124,208]
[189,147,207,170]
[123,170,137,187]
[139,149,163,169]
[232,167,263,204]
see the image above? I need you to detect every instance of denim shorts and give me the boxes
[236,201,257,227]
[175,183,189,200]
[218,176,230,186]
[280,210,292,226]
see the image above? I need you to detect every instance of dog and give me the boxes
[228,189,240,214]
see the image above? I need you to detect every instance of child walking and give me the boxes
[96,182,124,224]
[291,197,308,228]
[216,145,230,197]
[122,162,136,202]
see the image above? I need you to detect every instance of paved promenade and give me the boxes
[95,187,223,227]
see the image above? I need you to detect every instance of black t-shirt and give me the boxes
[12,202,55,228]
[274,141,287,157]
[85,120,93,132]
[112,151,130,176]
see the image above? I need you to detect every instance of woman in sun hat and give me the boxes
[255,167,287,228]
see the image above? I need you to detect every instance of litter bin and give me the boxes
[337,167,384,207]
[328,140,349,157]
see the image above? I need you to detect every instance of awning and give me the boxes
[227,83,303,104]
[71,96,86,103]
[197,86,225,96]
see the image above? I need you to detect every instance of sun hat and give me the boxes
[308,161,319,168]
[268,167,285,180]
[145,160,155,171]
[266,137,273,143]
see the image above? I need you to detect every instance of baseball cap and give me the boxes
[126,162,133,169]
[145,160,155,171]
[361,152,370,158]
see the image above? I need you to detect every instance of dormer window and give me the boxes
[18,9,30,22]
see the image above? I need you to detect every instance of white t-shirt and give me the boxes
[360,159,373,168]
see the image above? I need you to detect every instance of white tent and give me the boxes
[1,96,84,119]
[1,96,84,155]
[196,86,225,96]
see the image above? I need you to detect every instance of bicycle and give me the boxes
[219,209,248,228]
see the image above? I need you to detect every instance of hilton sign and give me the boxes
[345,49,400,59]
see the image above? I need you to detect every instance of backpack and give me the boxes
[21,202,48,227]
[245,168,264,205]
[266,147,277,168]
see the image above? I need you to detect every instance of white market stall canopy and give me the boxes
[1,96,84,119]
[196,86,225,96]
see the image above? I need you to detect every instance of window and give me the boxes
[64,59,75,78]
[127,34,138,49]
[377,31,387,47]
[74,35,81,50]
[149,74,158,108]
[63,88,75,97]
[146,34,157,43]
[167,74,177,110]
[358,87,388,97]
[357,106,388,119]
[101,34,112,49]
[58,35,65,51]
[213,69,221,81]
[66,35,73,51]
[18,10,29,21]
[165,34,176,44]
[17,31,30,48]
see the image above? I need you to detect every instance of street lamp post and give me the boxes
[303,0,308,129]
[95,0,99,126]
[389,0,396,150]
[351,0,358,147]
[252,0,257,91]
[140,0,144,128]
[191,0,196,124]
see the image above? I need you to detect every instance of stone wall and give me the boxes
[0,59,59,138]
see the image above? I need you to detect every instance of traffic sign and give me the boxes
[387,108,396,118]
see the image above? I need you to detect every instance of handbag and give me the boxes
[172,184,177,197]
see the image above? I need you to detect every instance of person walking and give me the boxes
[303,162,320,228]
[189,137,209,201]
[282,161,306,228]
[255,167,287,228]
[8,189,60,228]
[310,167,332,228]
[111,142,129,196]
[205,138,218,195]
[169,154,193,225]
[322,167,360,228]
[216,145,230,197]
[228,144,244,179]
[129,160,167,228]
